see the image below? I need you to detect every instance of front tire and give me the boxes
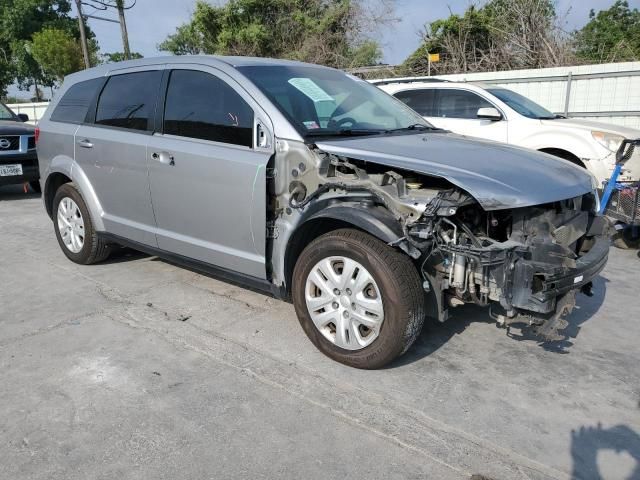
[53,183,111,264]
[292,229,425,369]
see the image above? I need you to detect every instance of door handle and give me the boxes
[152,151,175,166]
[77,139,93,149]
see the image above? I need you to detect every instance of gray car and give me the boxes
[37,56,609,368]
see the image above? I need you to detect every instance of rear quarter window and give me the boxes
[50,78,105,124]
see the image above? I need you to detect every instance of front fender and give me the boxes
[519,128,602,160]
[301,200,405,245]
[46,156,105,232]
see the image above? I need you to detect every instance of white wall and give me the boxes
[437,62,640,129]
[5,102,49,125]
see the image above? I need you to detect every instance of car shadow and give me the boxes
[0,184,41,200]
[99,246,150,265]
[570,423,640,480]
[388,275,608,368]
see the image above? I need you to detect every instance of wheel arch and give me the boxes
[44,172,72,218]
[538,148,586,168]
[44,162,105,231]
[283,202,406,293]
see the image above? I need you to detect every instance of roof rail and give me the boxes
[369,77,449,86]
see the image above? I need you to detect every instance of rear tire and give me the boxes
[292,228,425,369]
[53,183,111,264]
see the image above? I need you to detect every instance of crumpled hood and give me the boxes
[0,120,35,135]
[315,132,593,210]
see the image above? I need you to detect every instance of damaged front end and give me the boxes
[411,192,609,340]
[272,140,609,342]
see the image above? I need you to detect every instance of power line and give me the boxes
[78,0,135,61]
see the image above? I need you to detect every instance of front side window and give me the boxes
[0,103,16,120]
[436,89,493,119]
[163,70,254,147]
[51,77,104,124]
[95,71,162,131]
[394,89,436,116]
[238,65,431,137]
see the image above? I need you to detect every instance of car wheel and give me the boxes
[292,228,425,369]
[612,226,640,250]
[29,181,41,193]
[53,183,111,264]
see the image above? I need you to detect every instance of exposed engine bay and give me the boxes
[269,139,609,342]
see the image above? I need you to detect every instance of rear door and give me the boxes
[394,88,440,126]
[74,68,164,246]
[147,66,274,279]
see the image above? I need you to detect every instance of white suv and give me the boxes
[375,78,640,184]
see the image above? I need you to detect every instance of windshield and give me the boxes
[238,65,432,137]
[0,103,16,120]
[488,88,555,119]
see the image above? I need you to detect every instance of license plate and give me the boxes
[0,164,23,176]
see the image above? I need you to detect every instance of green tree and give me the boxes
[159,0,393,69]
[575,0,640,63]
[103,51,143,63]
[0,0,99,97]
[402,0,571,75]
[11,40,54,101]
[30,28,83,82]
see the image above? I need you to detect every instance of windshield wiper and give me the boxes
[305,129,384,137]
[385,124,440,133]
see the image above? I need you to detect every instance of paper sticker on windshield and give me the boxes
[303,120,320,129]
[288,78,334,103]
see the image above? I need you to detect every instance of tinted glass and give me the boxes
[238,65,430,137]
[95,71,161,131]
[51,78,104,123]
[394,89,436,116]
[436,89,493,119]
[488,88,555,119]
[163,70,253,147]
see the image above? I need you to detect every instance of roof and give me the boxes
[64,55,331,84]
[369,76,449,86]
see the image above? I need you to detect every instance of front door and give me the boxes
[74,69,163,246]
[147,67,273,279]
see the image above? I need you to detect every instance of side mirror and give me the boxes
[17,113,29,122]
[477,107,502,121]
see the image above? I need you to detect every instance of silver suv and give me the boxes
[38,56,609,368]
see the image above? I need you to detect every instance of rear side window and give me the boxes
[435,89,493,119]
[163,70,254,147]
[95,71,161,131]
[394,89,436,116]
[50,78,104,123]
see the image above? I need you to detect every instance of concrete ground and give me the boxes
[0,184,639,480]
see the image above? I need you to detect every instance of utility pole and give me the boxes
[75,0,91,68]
[115,0,131,60]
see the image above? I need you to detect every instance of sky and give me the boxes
[8,0,640,98]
